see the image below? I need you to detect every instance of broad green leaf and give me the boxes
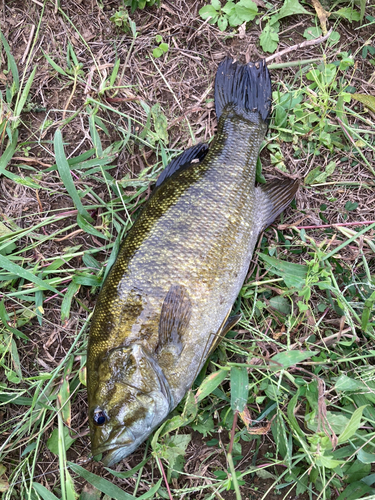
[218,15,229,30]
[271,350,317,369]
[259,253,307,289]
[358,449,375,464]
[303,26,322,40]
[344,460,371,483]
[54,129,93,223]
[230,366,248,412]
[276,0,312,20]
[269,296,291,315]
[33,483,60,500]
[315,454,343,468]
[336,481,372,500]
[334,374,364,392]
[199,5,219,21]
[351,93,375,114]
[0,254,59,295]
[151,103,168,143]
[259,22,279,53]
[152,47,163,58]
[212,0,221,9]
[338,405,366,444]
[69,463,137,500]
[47,427,75,455]
[333,7,361,21]
[196,368,228,402]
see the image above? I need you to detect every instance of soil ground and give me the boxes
[1,0,375,499]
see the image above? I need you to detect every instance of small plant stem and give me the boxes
[133,441,149,496]
[265,28,333,63]
[322,221,375,261]
[158,457,173,500]
[268,58,321,69]
[227,411,241,500]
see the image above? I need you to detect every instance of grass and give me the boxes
[0,0,375,499]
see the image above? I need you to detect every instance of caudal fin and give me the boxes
[214,58,272,122]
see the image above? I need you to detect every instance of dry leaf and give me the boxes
[310,0,331,34]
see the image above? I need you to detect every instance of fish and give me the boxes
[87,57,298,466]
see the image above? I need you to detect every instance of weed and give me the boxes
[152,35,169,59]
[199,0,258,32]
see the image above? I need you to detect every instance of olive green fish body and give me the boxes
[87,59,298,465]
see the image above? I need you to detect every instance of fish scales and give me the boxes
[87,58,298,466]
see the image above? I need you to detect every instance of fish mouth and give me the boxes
[93,442,138,467]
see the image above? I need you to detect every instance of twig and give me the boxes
[278,220,375,230]
[31,0,44,6]
[265,28,333,63]
[21,25,35,65]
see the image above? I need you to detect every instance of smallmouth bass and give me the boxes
[87,58,298,466]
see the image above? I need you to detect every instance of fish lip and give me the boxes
[92,443,135,467]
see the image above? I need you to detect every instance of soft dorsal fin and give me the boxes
[157,284,192,357]
[155,143,209,188]
[256,178,299,231]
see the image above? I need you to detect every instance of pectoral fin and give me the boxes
[256,179,299,231]
[157,284,192,357]
[209,312,242,355]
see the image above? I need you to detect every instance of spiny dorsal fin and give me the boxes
[157,284,192,357]
[256,179,299,231]
[155,143,209,188]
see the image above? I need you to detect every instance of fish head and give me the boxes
[88,343,172,466]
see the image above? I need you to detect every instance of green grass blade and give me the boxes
[0,30,19,91]
[69,463,137,500]
[0,130,18,172]
[32,483,60,500]
[54,129,94,223]
[42,49,68,76]
[0,254,60,295]
[13,66,37,126]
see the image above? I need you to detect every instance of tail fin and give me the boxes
[214,58,272,122]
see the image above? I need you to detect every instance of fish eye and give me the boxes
[93,409,107,426]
